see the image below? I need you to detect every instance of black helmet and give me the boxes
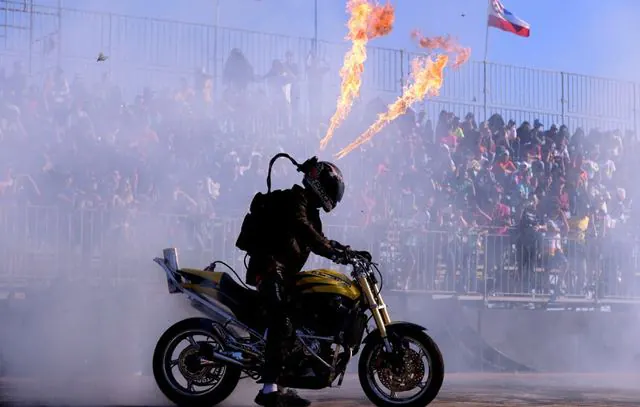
[302,160,345,212]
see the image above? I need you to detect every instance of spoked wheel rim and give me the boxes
[161,328,228,397]
[365,336,434,404]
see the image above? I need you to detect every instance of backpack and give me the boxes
[235,190,286,254]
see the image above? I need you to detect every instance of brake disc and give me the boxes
[374,347,425,392]
[177,345,222,386]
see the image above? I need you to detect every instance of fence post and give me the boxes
[483,60,487,121]
[213,25,218,92]
[482,234,488,302]
[478,300,484,372]
[205,26,211,80]
[27,1,33,75]
[560,72,565,125]
[399,49,404,96]
[107,13,113,75]
[57,0,62,69]
[634,82,638,141]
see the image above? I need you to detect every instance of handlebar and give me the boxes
[345,249,373,263]
[330,241,382,290]
[330,240,373,267]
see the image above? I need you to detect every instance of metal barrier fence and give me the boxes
[0,0,635,135]
[1,205,639,301]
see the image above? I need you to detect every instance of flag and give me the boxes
[488,0,530,38]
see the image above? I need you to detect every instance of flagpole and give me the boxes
[483,20,490,61]
[483,1,491,122]
[313,0,318,52]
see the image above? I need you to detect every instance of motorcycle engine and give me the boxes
[294,329,321,357]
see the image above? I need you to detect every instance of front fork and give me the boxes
[357,276,393,352]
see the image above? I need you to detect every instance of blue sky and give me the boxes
[49,0,640,83]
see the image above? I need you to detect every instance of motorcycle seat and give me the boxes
[216,272,260,307]
[179,269,262,325]
[216,273,268,330]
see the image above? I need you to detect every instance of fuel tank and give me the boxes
[294,269,361,301]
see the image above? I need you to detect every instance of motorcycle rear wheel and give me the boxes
[358,329,444,407]
[152,318,242,407]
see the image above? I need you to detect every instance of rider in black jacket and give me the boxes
[236,156,351,407]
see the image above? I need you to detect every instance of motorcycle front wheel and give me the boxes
[152,318,242,407]
[358,329,444,407]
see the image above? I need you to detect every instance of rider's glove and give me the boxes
[355,250,373,262]
[330,249,350,265]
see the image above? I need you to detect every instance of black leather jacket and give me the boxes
[238,184,335,284]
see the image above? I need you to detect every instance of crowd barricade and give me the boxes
[469,230,640,300]
[1,205,639,300]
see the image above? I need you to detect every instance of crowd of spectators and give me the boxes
[383,110,639,298]
[0,49,339,214]
[0,47,638,299]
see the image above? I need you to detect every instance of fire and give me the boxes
[333,31,471,159]
[335,54,449,159]
[411,30,471,68]
[319,0,394,151]
[368,3,394,38]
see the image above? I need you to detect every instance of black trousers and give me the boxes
[256,269,294,383]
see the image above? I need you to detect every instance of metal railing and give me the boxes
[0,0,635,136]
[1,205,639,302]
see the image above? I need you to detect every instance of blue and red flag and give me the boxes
[488,0,530,38]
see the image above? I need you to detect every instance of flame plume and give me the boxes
[334,31,471,159]
[368,3,394,38]
[319,0,394,151]
[411,30,471,68]
[335,54,449,159]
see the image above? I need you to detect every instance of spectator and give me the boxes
[223,48,255,93]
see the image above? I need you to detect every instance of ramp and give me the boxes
[474,306,640,372]
[385,293,534,373]
[386,291,640,373]
[437,300,535,372]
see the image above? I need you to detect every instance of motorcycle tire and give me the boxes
[358,329,445,407]
[152,318,242,407]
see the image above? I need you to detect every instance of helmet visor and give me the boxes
[324,163,345,205]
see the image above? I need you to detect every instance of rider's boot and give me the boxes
[255,388,311,407]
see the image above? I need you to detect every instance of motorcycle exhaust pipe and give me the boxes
[210,351,247,368]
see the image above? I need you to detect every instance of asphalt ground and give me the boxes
[2,373,640,406]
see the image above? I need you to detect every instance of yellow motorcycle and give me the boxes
[152,247,444,407]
